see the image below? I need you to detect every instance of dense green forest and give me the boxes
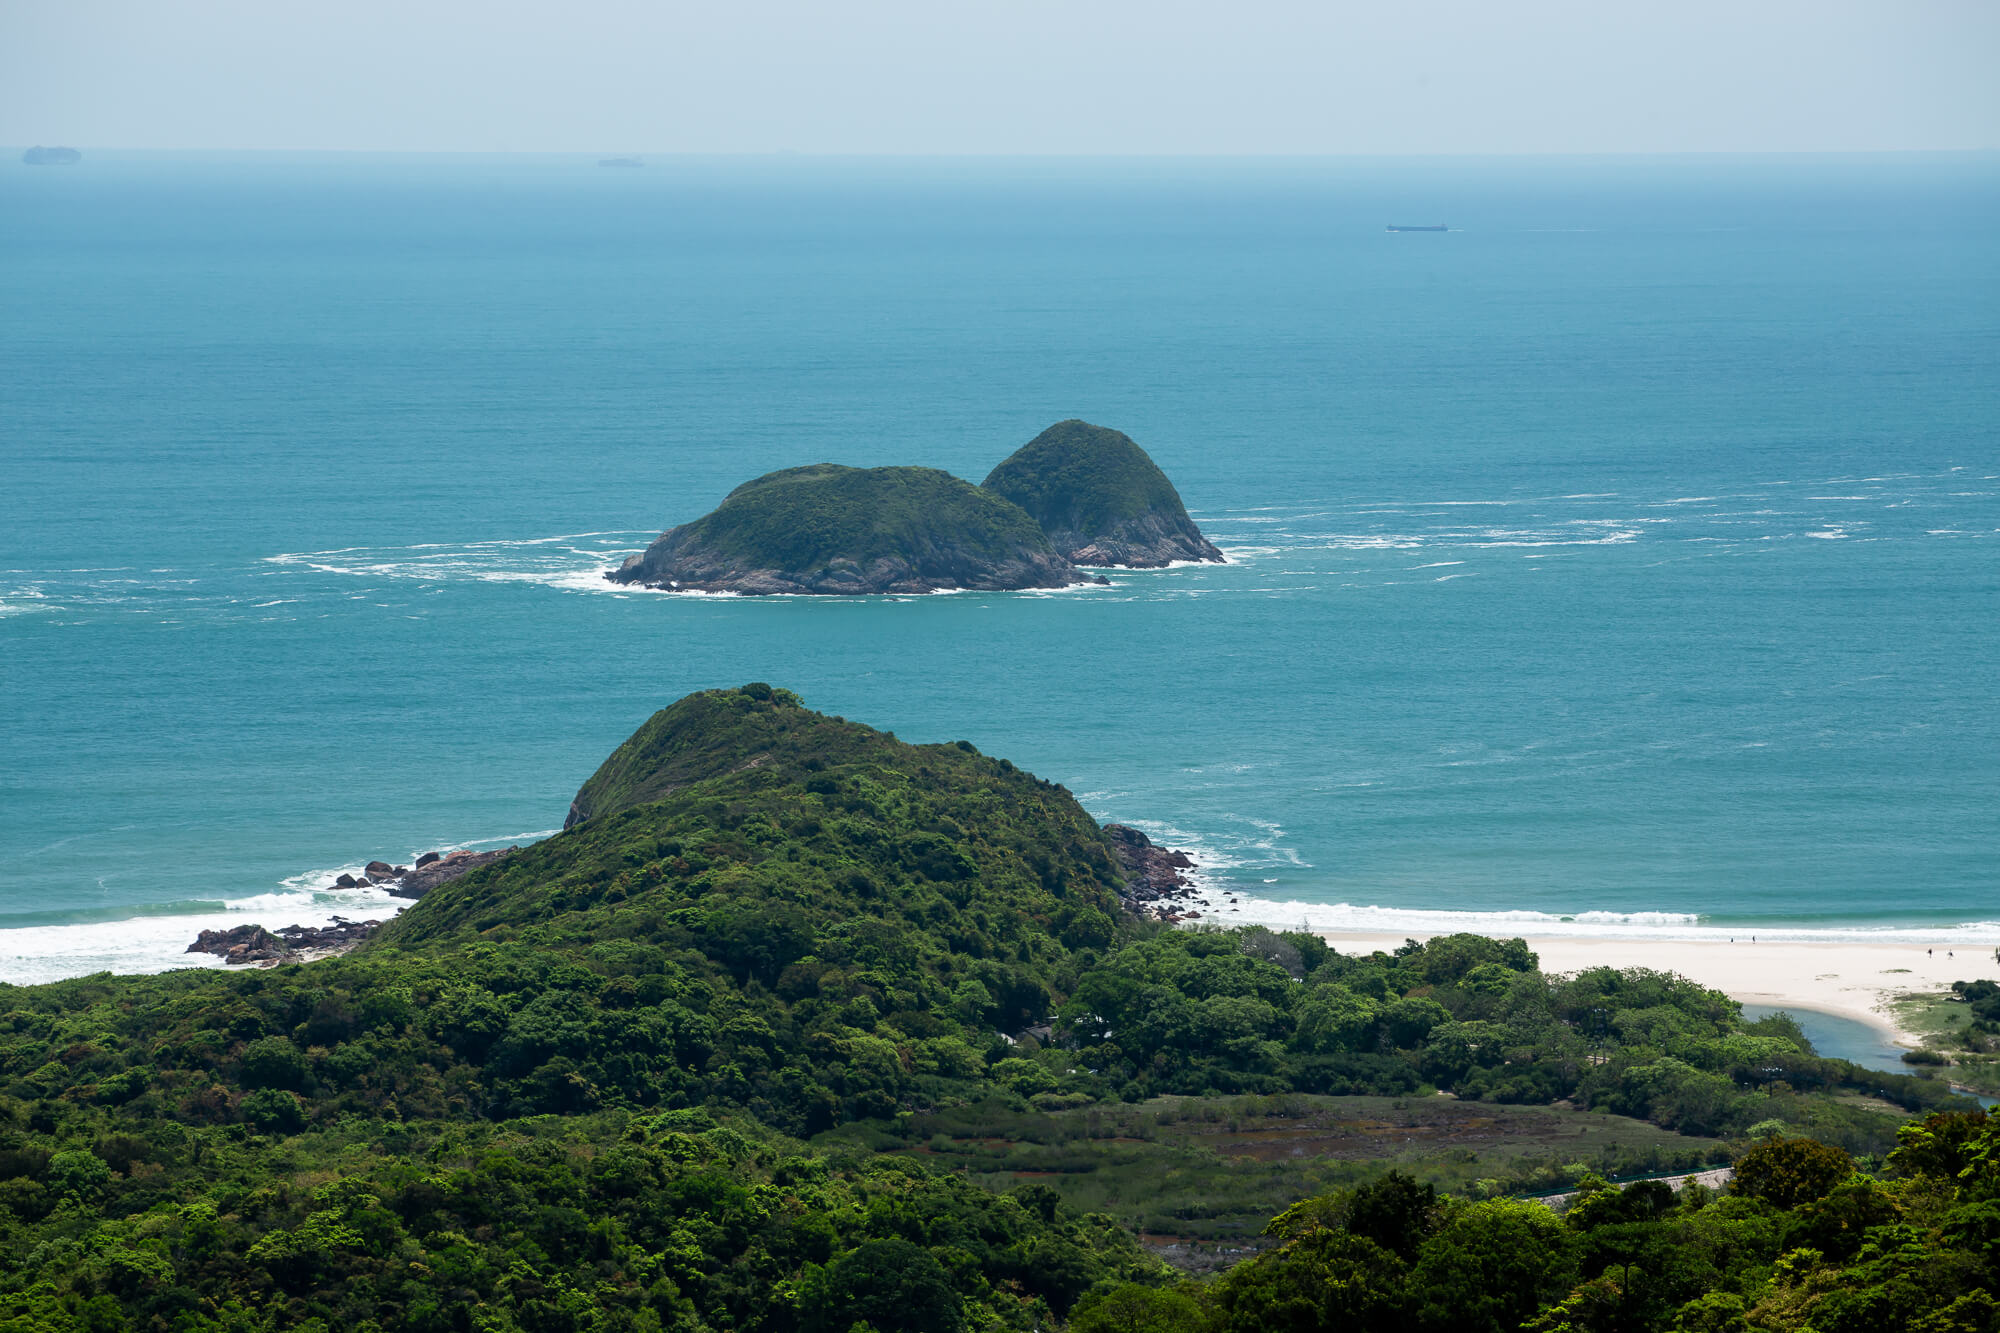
[0,686,1985,1330]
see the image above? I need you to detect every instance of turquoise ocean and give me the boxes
[3,152,1996,984]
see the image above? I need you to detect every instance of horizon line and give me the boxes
[9,146,2000,160]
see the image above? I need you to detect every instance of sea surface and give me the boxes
[3,151,1997,983]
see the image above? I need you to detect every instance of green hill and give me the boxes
[982,421,1225,567]
[0,686,1985,1331]
[608,464,1099,594]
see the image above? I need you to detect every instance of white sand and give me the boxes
[1318,931,2000,1046]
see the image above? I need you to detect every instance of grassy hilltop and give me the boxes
[0,686,1989,1332]
[608,465,1092,594]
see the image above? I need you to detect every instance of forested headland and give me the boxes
[1,686,1987,1331]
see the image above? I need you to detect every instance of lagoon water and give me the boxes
[3,152,1997,982]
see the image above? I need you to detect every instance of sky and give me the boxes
[4,0,1997,155]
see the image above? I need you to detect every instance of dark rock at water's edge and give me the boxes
[183,843,518,961]
[607,464,1105,595]
[1103,822,1204,921]
[187,918,382,966]
[22,146,82,165]
[983,420,1225,568]
[389,847,516,899]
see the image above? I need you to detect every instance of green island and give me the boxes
[607,465,1097,595]
[983,421,1226,568]
[2,686,1994,1331]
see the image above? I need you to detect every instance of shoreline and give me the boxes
[1314,929,2000,1049]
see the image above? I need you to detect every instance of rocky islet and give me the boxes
[604,420,1222,594]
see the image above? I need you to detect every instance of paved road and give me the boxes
[1531,1165,1734,1212]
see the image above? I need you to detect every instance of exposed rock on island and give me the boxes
[982,420,1225,568]
[607,464,1104,595]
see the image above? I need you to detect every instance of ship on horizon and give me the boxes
[1386,223,1446,232]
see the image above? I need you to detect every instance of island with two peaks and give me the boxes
[606,419,1225,594]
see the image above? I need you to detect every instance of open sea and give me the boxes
[3,151,1996,983]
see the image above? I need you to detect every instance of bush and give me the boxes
[1732,1136,1854,1209]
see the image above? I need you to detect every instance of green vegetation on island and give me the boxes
[982,420,1225,567]
[607,465,1095,595]
[0,686,1987,1330]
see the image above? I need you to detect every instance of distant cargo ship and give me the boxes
[22,146,82,166]
[1386,223,1446,232]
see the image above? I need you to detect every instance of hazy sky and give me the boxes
[5,0,1997,154]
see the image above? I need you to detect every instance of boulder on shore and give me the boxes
[389,847,516,899]
[1102,823,1202,918]
[188,917,384,965]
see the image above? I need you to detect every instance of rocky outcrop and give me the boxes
[612,542,1093,595]
[983,421,1225,568]
[1065,507,1225,569]
[387,847,515,899]
[182,844,517,964]
[1103,823,1204,921]
[608,464,1104,595]
[187,917,382,965]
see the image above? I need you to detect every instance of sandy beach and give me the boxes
[1319,931,2000,1046]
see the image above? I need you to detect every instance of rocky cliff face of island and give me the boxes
[607,464,1104,595]
[982,420,1225,568]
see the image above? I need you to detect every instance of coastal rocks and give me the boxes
[982,420,1225,568]
[187,925,294,964]
[607,464,1105,595]
[1103,823,1203,921]
[387,847,515,899]
[187,918,381,965]
[182,843,515,963]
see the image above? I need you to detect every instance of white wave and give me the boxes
[0,828,560,986]
[1170,892,2000,946]
[0,585,52,617]
[0,887,409,987]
